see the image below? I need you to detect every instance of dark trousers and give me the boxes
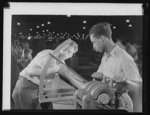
[12,76,41,109]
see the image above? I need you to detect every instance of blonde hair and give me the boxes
[63,41,78,53]
[53,39,78,55]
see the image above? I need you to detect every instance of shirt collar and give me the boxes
[104,45,119,57]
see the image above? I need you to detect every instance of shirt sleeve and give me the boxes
[27,52,52,76]
[121,57,142,83]
[97,55,105,72]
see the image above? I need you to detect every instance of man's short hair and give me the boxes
[89,22,112,39]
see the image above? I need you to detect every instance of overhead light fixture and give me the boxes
[83,20,87,24]
[37,26,39,28]
[128,24,132,27]
[113,26,116,29]
[67,14,71,17]
[30,29,32,31]
[83,27,86,29]
[41,24,44,26]
[126,19,130,23]
[47,21,51,24]
[27,36,31,40]
[17,22,21,25]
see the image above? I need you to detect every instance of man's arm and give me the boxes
[122,58,142,112]
[122,59,142,89]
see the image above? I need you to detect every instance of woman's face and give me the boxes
[59,47,75,60]
[63,47,75,59]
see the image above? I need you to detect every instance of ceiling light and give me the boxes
[47,21,51,24]
[83,27,86,29]
[126,19,130,23]
[83,20,87,24]
[17,22,21,25]
[129,24,132,27]
[113,26,116,29]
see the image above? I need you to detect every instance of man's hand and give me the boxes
[112,74,129,95]
[113,74,126,83]
[91,72,104,80]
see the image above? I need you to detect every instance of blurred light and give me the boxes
[73,35,78,39]
[17,22,21,25]
[85,34,89,40]
[113,26,116,29]
[37,26,39,28]
[83,27,86,29]
[36,32,38,34]
[19,32,22,35]
[30,29,32,31]
[83,20,87,24]
[47,21,51,24]
[41,24,44,26]
[43,30,45,32]
[128,24,132,27]
[126,19,130,23]
[82,34,85,40]
[67,14,71,17]
[27,36,31,40]
[46,29,49,32]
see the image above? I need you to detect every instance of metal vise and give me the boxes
[74,80,116,110]
[74,80,133,112]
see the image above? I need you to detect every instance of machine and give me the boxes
[38,53,133,112]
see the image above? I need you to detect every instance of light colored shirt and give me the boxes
[20,49,65,85]
[116,41,126,51]
[97,45,142,83]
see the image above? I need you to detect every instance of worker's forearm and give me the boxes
[127,80,142,92]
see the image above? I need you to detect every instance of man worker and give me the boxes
[89,22,142,112]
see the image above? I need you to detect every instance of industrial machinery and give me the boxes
[38,53,133,112]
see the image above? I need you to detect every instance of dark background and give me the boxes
[11,15,143,81]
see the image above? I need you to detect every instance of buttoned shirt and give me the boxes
[97,45,142,83]
[20,49,65,85]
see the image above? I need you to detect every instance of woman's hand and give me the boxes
[59,64,67,72]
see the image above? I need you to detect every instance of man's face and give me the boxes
[90,34,104,53]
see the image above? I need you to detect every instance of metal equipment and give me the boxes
[38,53,133,111]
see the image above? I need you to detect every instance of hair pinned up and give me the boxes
[53,39,78,55]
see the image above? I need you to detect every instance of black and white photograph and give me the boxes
[3,2,145,112]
